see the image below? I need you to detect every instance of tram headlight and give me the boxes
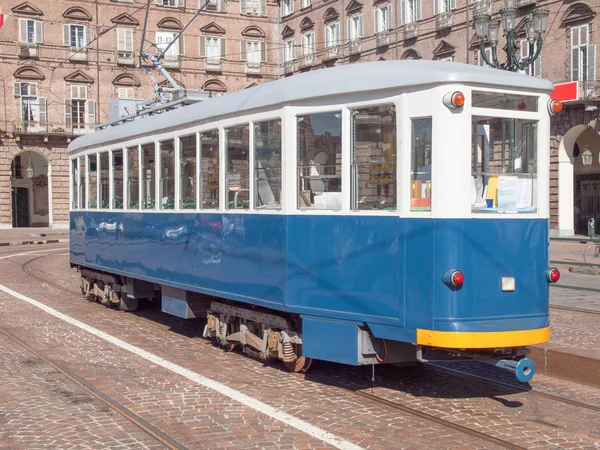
[548,99,563,115]
[443,91,465,109]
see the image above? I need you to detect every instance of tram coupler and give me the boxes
[472,355,536,383]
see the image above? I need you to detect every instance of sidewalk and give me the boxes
[0,227,70,246]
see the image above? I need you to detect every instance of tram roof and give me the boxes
[67,60,554,154]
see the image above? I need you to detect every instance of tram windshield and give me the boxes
[471,93,538,214]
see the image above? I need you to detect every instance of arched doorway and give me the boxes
[10,151,50,227]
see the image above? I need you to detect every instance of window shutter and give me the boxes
[358,15,364,38]
[38,98,47,125]
[450,0,456,10]
[29,83,38,97]
[220,0,226,12]
[587,44,596,81]
[156,0,162,4]
[335,23,340,45]
[19,20,27,42]
[434,0,438,15]
[241,0,247,14]
[65,99,73,129]
[220,38,226,58]
[199,36,206,57]
[13,82,22,97]
[325,26,331,46]
[177,35,184,55]
[260,0,266,16]
[261,41,266,62]
[400,0,405,25]
[85,26,93,46]
[417,0,422,20]
[63,24,71,46]
[35,21,43,43]
[86,100,96,128]
[571,48,579,81]
[387,5,393,29]
[534,53,542,78]
[126,29,133,51]
[347,18,352,41]
[117,29,125,51]
[241,40,247,60]
[292,41,296,59]
[374,9,380,33]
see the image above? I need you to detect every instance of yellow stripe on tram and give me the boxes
[416,327,550,349]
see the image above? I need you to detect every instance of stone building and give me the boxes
[1,0,599,235]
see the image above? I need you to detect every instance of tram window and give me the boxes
[71,159,78,210]
[113,150,123,209]
[79,157,84,209]
[297,112,342,210]
[127,146,140,209]
[200,130,219,210]
[99,152,110,209]
[410,118,432,212]
[472,91,538,112]
[159,140,175,210]
[225,125,250,210]
[179,134,197,210]
[88,154,97,209]
[471,116,538,213]
[254,119,282,209]
[351,105,396,211]
[141,143,156,209]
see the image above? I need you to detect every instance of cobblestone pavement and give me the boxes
[0,247,599,449]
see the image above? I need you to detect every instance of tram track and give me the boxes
[13,251,600,447]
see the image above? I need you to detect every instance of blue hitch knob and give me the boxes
[504,358,536,383]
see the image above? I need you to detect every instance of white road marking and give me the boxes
[0,251,363,450]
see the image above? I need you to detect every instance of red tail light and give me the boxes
[451,271,464,288]
[546,267,560,283]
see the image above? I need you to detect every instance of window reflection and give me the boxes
[200,130,219,209]
[88,154,97,209]
[179,135,197,210]
[255,119,282,209]
[141,143,155,209]
[113,150,123,209]
[410,118,432,212]
[99,152,109,209]
[226,125,250,210]
[127,146,139,209]
[160,140,175,210]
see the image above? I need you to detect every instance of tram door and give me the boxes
[575,174,600,235]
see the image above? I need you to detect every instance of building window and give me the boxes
[347,15,364,42]
[297,112,342,209]
[284,39,295,62]
[66,85,95,132]
[519,40,542,77]
[156,0,183,7]
[18,19,43,43]
[13,82,46,132]
[402,0,421,25]
[200,36,226,60]
[200,0,226,13]
[241,0,266,15]
[325,22,340,47]
[375,5,392,34]
[301,32,315,55]
[281,0,293,17]
[352,105,396,210]
[434,0,455,15]
[477,46,492,66]
[410,117,432,212]
[200,130,220,209]
[301,0,311,8]
[12,155,23,180]
[156,32,183,62]
[118,87,135,99]
[117,28,134,64]
[571,24,596,85]
[225,125,250,210]
[255,119,282,209]
[62,24,90,48]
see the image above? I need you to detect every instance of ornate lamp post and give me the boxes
[474,0,549,72]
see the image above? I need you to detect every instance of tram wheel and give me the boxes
[284,356,313,373]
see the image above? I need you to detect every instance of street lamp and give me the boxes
[474,0,549,72]
[582,147,593,166]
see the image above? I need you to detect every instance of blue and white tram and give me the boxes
[68,61,561,382]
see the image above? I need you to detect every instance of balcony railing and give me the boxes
[299,54,314,68]
[69,47,88,62]
[516,0,537,7]
[473,0,492,16]
[117,51,135,65]
[436,11,452,29]
[580,81,600,101]
[162,56,179,68]
[18,42,39,58]
[349,40,362,55]
[323,45,340,61]
[283,60,294,74]
[245,61,262,75]
[376,32,390,48]
[206,57,222,72]
[10,120,95,137]
[404,22,419,40]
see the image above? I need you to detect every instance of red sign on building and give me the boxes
[551,81,579,103]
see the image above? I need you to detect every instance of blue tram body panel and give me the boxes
[70,211,549,336]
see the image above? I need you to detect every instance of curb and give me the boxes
[568,266,600,276]
[530,345,600,389]
[0,238,69,247]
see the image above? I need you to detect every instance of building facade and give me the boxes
[1,0,599,235]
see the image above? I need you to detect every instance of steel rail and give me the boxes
[0,325,188,450]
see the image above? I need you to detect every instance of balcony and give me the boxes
[206,57,222,73]
[473,0,492,16]
[376,32,390,48]
[117,51,135,65]
[69,47,88,62]
[323,45,340,61]
[283,60,294,74]
[10,121,93,137]
[18,42,39,58]
[436,11,452,30]
[516,0,537,7]
[162,56,179,68]
[299,54,314,68]
[579,81,600,101]
[245,61,262,75]
[349,40,361,55]
[403,22,419,40]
